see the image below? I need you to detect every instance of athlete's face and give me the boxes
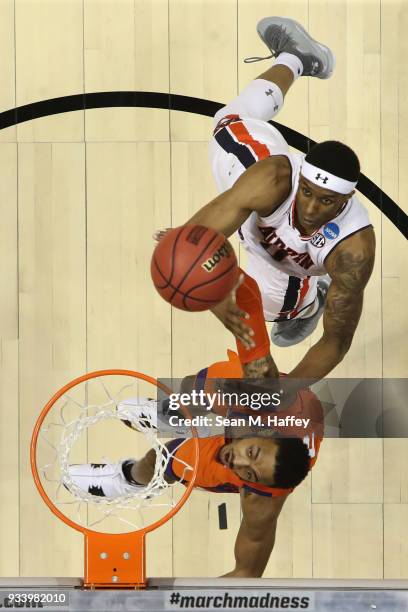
[218,437,279,486]
[295,176,353,235]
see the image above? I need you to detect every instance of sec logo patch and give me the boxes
[310,233,326,248]
[323,222,340,240]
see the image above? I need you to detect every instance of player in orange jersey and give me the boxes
[67,346,323,577]
[68,268,323,578]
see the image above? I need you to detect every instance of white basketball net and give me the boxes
[35,375,195,532]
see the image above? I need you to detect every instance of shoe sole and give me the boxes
[257,16,335,79]
[271,306,324,347]
[271,295,327,347]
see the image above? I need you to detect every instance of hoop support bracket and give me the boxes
[84,531,146,589]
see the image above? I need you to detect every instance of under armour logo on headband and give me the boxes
[315,173,329,184]
[302,160,358,194]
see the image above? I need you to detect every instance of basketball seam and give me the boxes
[154,276,223,303]
[152,253,172,288]
[182,262,238,310]
[153,227,185,290]
[152,269,232,308]
[169,228,220,301]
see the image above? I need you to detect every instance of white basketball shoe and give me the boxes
[117,397,159,430]
[66,459,140,498]
[246,17,335,79]
[116,397,193,437]
[117,397,204,437]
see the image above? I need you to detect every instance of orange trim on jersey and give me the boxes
[213,113,241,136]
[228,121,271,161]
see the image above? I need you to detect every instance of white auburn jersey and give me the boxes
[209,114,372,320]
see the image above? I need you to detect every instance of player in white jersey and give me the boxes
[182,16,376,381]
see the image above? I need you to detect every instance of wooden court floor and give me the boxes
[0,0,407,580]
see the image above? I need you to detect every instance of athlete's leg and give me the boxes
[256,64,294,97]
[128,449,157,485]
[125,449,176,485]
[213,17,334,127]
[67,446,177,498]
[212,63,295,128]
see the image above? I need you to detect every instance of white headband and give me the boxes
[301,160,357,195]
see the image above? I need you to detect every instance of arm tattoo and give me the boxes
[324,283,363,345]
[324,245,375,348]
[242,354,279,379]
[329,249,374,292]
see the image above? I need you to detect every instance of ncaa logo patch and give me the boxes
[323,222,340,240]
[310,233,326,248]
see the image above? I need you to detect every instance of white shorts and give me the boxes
[244,250,318,322]
[209,113,291,193]
[209,113,317,322]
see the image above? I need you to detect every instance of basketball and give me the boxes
[151,225,239,311]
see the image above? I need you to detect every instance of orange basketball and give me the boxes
[151,225,239,311]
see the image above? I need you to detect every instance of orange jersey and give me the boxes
[168,351,323,497]
[195,349,324,452]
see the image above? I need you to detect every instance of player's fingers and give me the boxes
[228,305,249,319]
[236,332,256,350]
[227,318,256,348]
[235,272,245,290]
[230,273,244,304]
[153,228,171,242]
[227,314,253,333]
[225,324,248,347]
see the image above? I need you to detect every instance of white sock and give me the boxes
[274,52,303,80]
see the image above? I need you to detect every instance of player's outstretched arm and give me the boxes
[222,490,288,578]
[288,227,375,380]
[187,156,292,238]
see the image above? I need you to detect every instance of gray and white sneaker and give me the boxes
[245,16,335,79]
[271,276,331,347]
[66,459,140,498]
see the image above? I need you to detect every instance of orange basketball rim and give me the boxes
[30,369,199,589]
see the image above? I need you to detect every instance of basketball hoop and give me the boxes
[30,369,199,589]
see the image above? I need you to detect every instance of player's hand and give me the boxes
[211,274,255,349]
[153,228,171,242]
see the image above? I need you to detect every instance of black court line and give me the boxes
[1,91,406,240]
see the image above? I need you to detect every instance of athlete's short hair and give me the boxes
[271,437,311,488]
[305,140,360,182]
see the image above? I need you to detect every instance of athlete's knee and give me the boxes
[213,79,284,126]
